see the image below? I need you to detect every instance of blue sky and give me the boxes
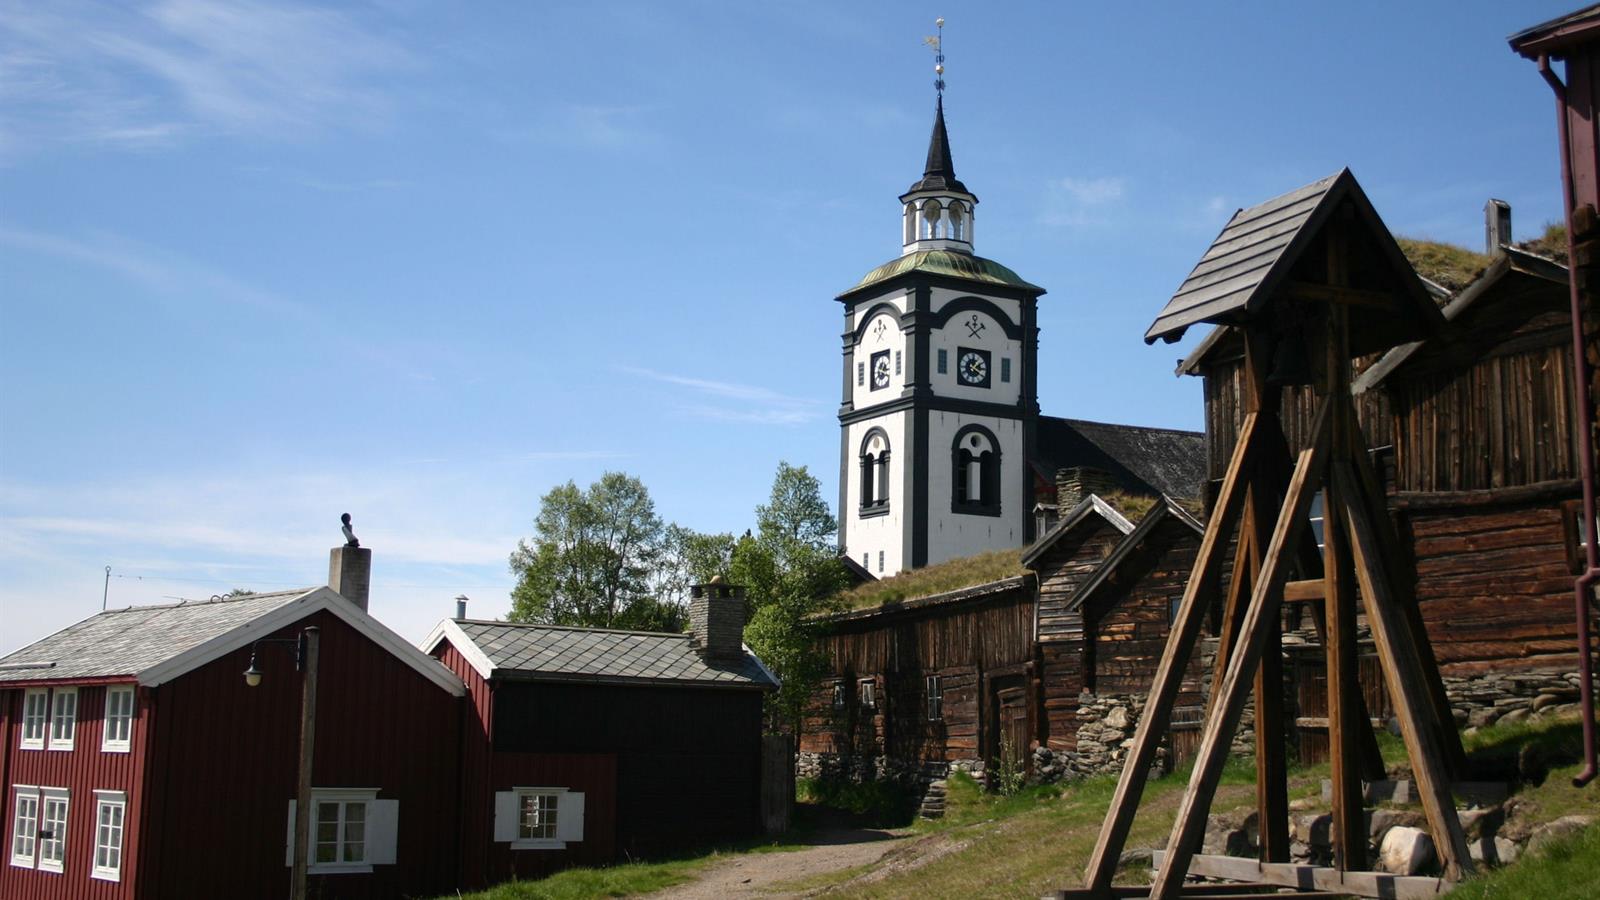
[0,0,1577,653]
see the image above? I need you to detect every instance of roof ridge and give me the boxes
[457,619,690,639]
[98,587,312,615]
[1051,416,1203,437]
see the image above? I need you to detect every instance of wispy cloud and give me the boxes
[620,366,823,426]
[497,103,661,151]
[1039,175,1129,228]
[0,224,315,323]
[0,0,411,157]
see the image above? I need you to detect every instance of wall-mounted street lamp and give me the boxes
[244,626,321,900]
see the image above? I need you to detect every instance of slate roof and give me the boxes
[0,589,313,683]
[445,620,778,690]
[1145,169,1441,356]
[1067,497,1204,613]
[1037,416,1207,501]
[903,97,972,198]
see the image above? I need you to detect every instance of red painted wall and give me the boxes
[486,752,618,883]
[433,642,494,888]
[138,609,462,899]
[0,683,148,900]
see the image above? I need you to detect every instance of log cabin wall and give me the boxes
[1032,519,1126,751]
[797,580,1034,783]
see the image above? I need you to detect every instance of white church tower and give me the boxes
[836,39,1045,576]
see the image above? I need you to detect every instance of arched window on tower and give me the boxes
[947,201,966,241]
[860,430,891,517]
[903,203,917,246]
[921,200,943,240]
[952,426,1001,516]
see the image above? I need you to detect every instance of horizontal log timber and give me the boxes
[1283,578,1325,602]
[1390,479,1580,510]
[1283,281,1400,309]
[1051,888,1351,899]
[1150,851,1454,899]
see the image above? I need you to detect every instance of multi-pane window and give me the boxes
[10,789,38,867]
[21,690,47,749]
[518,792,558,840]
[103,686,134,751]
[314,799,367,865]
[926,675,944,721]
[831,682,846,710]
[1001,357,1012,383]
[93,792,125,882]
[49,688,77,750]
[894,350,902,375]
[38,791,67,872]
[877,551,884,573]
[856,362,864,386]
[858,678,876,710]
[936,348,949,374]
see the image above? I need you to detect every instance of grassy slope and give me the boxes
[833,549,1028,611]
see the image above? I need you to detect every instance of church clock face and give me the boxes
[957,347,991,388]
[870,350,891,390]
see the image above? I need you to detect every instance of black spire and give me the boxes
[903,96,970,197]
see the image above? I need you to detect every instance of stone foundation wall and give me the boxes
[795,750,983,787]
[1443,669,1588,729]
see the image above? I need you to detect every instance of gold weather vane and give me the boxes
[924,17,946,98]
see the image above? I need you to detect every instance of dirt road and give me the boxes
[645,827,915,899]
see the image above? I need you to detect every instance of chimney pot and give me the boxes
[689,580,746,661]
[455,595,469,620]
[1485,199,1511,256]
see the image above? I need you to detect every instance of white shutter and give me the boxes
[366,799,399,865]
[284,800,296,867]
[556,792,585,843]
[492,791,518,843]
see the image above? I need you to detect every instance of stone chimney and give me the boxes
[689,577,747,662]
[1056,466,1119,511]
[1485,199,1511,256]
[328,516,372,613]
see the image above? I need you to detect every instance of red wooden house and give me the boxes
[0,582,466,900]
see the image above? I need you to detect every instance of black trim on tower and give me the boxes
[838,305,855,551]
[851,302,905,343]
[1020,295,1040,541]
[839,394,1027,426]
[911,284,931,569]
[932,296,1024,339]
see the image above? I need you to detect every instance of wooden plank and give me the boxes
[1284,280,1400,309]
[1323,476,1365,871]
[1082,412,1265,893]
[1148,400,1331,899]
[1389,478,1581,510]
[1282,578,1325,602]
[1334,463,1473,883]
[1151,852,1455,899]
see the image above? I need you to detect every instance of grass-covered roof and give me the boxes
[1395,237,1491,293]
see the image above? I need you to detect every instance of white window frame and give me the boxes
[48,687,77,750]
[92,791,126,883]
[926,674,944,722]
[10,785,39,868]
[20,689,47,750]
[36,788,67,873]
[284,788,396,874]
[494,786,585,850]
[858,678,876,710]
[102,686,135,752]
[517,789,561,844]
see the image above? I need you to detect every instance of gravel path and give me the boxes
[646,827,914,899]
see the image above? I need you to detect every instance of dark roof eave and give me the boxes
[489,668,776,691]
[1068,497,1204,614]
[1510,4,1600,58]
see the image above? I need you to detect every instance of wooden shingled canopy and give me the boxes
[1058,171,1467,899]
[1145,168,1443,357]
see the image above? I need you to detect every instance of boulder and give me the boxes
[1367,807,1425,841]
[1377,826,1436,875]
[1203,812,1253,858]
[1529,815,1595,855]
[1103,706,1128,729]
[1456,805,1505,841]
[1292,813,1332,847]
[1498,707,1531,726]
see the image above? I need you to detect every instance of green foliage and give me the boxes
[654,524,735,609]
[508,472,686,631]
[732,462,850,731]
[834,548,1027,611]
[992,735,1026,796]
[796,777,917,827]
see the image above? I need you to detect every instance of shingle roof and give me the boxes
[1145,169,1441,356]
[0,589,314,683]
[445,620,778,690]
[1037,416,1207,501]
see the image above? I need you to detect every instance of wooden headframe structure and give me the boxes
[1068,170,1473,898]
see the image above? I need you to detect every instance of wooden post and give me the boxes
[1082,413,1263,893]
[292,626,320,900]
[1334,465,1473,882]
[1323,476,1365,871]
[1149,402,1331,899]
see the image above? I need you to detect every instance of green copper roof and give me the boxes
[844,250,1042,297]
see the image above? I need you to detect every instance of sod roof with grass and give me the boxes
[829,492,1179,615]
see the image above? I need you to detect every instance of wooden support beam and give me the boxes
[1282,578,1325,602]
[1335,462,1473,883]
[1151,852,1456,899]
[1082,413,1265,895]
[1283,280,1398,309]
[1323,476,1365,871]
[1148,401,1331,899]
[1346,421,1469,779]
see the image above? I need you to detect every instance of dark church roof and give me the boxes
[1036,416,1207,500]
[902,97,971,198]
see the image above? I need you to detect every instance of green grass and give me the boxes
[1449,820,1600,900]
[441,857,705,900]
[1517,221,1568,264]
[1396,237,1491,292]
[797,776,919,828]
[833,549,1029,611]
